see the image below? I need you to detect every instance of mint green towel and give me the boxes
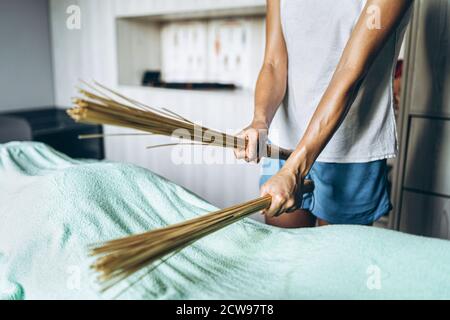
[1,142,449,300]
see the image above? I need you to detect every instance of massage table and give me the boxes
[1,142,449,299]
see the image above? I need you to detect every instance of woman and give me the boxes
[235,0,413,227]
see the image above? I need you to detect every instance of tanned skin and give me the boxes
[235,0,413,227]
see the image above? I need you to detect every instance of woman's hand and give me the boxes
[234,119,269,163]
[260,164,303,217]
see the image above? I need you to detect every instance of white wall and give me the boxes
[0,0,54,112]
[49,0,266,209]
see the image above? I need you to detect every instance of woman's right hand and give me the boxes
[234,119,269,163]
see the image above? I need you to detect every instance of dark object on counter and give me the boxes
[149,82,236,90]
[0,107,104,160]
[141,70,162,86]
[141,70,236,90]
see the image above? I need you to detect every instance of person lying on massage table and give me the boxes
[235,0,414,227]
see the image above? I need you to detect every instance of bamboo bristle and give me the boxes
[90,195,272,290]
[78,133,154,140]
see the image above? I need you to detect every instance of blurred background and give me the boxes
[0,0,448,239]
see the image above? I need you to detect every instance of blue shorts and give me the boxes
[260,158,392,225]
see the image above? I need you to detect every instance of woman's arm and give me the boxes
[235,0,288,162]
[262,0,414,217]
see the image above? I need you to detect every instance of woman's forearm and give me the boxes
[252,0,287,128]
[253,62,287,127]
[235,0,287,163]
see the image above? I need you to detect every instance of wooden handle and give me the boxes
[266,144,293,160]
[234,137,293,160]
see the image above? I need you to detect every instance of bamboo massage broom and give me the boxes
[67,82,314,290]
[67,81,293,160]
[90,182,314,291]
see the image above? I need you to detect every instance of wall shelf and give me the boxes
[116,6,265,90]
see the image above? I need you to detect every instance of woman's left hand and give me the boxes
[260,165,303,217]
